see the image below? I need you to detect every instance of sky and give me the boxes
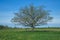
[0,0,60,28]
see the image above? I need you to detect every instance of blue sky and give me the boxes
[0,0,60,27]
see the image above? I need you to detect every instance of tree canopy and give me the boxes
[11,5,53,29]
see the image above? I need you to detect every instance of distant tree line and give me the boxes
[0,25,11,29]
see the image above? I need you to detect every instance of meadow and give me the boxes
[0,28,60,40]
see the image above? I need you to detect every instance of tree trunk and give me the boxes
[31,24,35,31]
[31,27,35,31]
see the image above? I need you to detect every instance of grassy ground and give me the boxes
[0,28,60,40]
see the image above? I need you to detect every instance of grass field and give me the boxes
[0,28,60,40]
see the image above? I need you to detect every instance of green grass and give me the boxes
[0,28,60,40]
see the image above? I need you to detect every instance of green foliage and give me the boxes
[0,29,60,40]
[0,25,11,29]
[11,4,53,29]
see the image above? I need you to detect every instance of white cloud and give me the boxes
[0,11,14,23]
[48,18,60,24]
[0,19,11,24]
